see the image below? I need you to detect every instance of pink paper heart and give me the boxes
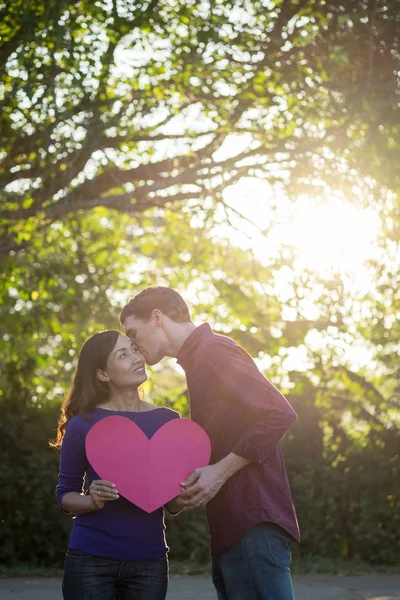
[85,416,211,513]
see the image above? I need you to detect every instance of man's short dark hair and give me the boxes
[120,286,191,324]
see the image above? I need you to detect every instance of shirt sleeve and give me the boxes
[203,340,297,464]
[55,416,87,508]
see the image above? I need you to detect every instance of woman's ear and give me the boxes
[96,369,110,382]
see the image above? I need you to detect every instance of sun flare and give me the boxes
[272,196,378,273]
[222,179,379,276]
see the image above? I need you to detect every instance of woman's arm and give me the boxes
[62,479,119,515]
[62,492,97,515]
[56,417,118,515]
[164,495,186,516]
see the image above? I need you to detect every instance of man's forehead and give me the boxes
[124,315,145,330]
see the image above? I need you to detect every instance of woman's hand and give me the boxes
[89,479,119,511]
[164,495,186,516]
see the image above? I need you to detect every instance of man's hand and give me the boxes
[180,453,251,509]
[179,464,228,509]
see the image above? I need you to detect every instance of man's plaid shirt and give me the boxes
[177,324,300,556]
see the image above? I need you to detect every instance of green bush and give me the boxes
[0,397,70,567]
[1,389,399,568]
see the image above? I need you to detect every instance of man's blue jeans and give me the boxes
[212,522,295,600]
[62,548,168,599]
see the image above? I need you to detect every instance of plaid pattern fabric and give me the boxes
[177,324,300,556]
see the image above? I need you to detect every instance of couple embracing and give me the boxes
[54,286,300,600]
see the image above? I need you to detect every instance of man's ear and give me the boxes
[96,369,110,382]
[153,309,163,328]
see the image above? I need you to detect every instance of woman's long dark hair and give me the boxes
[50,329,120,448]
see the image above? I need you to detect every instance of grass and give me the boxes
[170,558,211,576]
[1,557,399,579]
[291,555,400,576]
[0,565,63,578]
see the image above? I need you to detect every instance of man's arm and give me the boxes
[179,453,250,508]
[180,340,297,508]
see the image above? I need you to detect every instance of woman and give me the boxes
[52,329,182,600]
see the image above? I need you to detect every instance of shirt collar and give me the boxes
[176,323,212,368]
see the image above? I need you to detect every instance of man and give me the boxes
[120,286,300,600]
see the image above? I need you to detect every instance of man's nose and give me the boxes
[131,349,143,362]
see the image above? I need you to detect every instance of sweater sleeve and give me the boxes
[55,416,87,508]
[203,340,297,463]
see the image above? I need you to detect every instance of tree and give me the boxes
[1,0,399,256]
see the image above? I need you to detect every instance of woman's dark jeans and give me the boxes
[62,548,168,600]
